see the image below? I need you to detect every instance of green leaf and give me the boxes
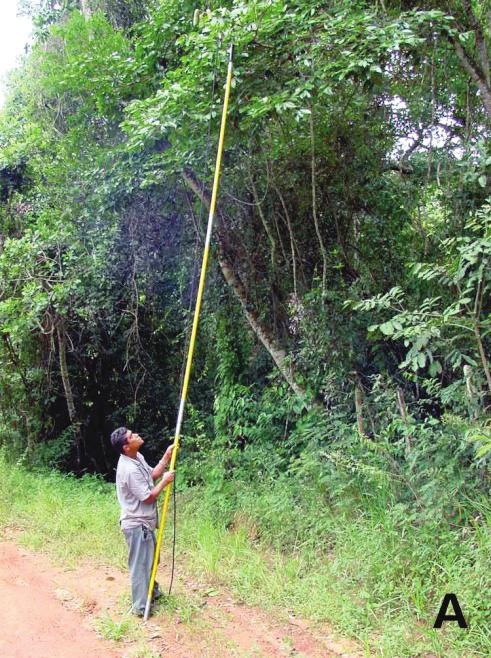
[379,321,394,336]
[428,360,442,376]
[476,444,491,459]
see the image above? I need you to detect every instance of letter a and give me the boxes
[433,593,468,629]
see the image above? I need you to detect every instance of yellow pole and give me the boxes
[144,44,234,621]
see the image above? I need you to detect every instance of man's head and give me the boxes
[110,427,144,457]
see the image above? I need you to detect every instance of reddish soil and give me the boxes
[0,538,364,658]
[0,541,119,658]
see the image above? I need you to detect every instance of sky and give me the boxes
[0,1,32,107]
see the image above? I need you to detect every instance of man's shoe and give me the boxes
[152,583,163,603]
[152,581,162,602]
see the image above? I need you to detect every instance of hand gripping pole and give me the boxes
[144,44,234,621]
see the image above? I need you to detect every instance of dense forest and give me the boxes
[0,0,490,652]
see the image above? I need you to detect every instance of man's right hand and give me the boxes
[144,470,176,504]
[162,471,175,487]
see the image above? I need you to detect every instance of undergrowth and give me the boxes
[0,441,489,658]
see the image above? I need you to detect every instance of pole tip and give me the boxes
[228,43,234,62]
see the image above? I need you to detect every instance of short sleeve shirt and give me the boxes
[116,453,157,530]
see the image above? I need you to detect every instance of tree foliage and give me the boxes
[0,0,489,488]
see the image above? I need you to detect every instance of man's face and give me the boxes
[123,429,144,454]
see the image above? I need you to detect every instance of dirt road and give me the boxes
[0,541,119,658]
[0,539,362,658]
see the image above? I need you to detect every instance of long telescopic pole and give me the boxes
[144,44,234,621]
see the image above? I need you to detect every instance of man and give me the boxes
[110,426,175,617]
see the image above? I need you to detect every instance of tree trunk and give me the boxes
[396,387,412,455]
[309,108,328,296]
[271,175,301,296]
[473,323,491,397]
[463,365,480,419]
[250,174,277,271]
[182,169,308,401]
[354,384,365,438]
[57,322,82,467]
[2,335,37,454]
[450,36,491,121]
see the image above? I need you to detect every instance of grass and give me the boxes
[180,485,491,657]
[126,649,161,658]
[0,460,126,567]
[152,590,203,623]
[94,612,138,641]
[0,453,489,657]
[93,610,164,658]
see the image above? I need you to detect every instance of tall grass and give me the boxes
[179,479,491,658]
[0,453,489,657]
[0,455,125,566]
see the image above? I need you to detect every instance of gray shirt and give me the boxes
[116,453,157,530]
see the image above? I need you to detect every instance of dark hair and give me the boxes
[111,427,129,454]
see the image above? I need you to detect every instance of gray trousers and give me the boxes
[123,525,160,614]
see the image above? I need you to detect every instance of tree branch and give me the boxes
[182,168,309,401]
[450,35,491,121]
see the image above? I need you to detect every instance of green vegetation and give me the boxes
[0,452,124,565]
[1,453,490,656]
[1,1,490,656]
[95,612,138,641]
